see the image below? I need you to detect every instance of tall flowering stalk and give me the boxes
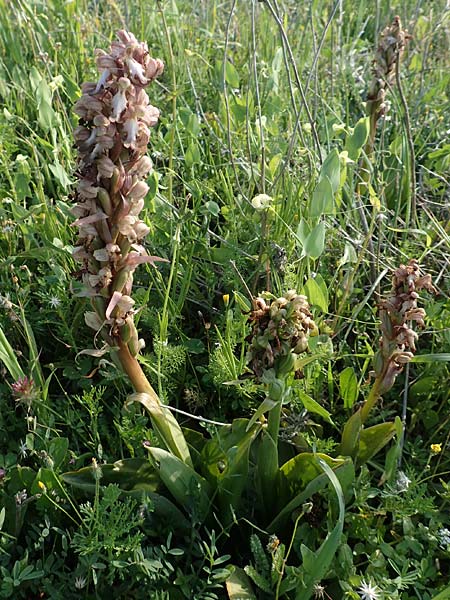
[71,31,190,463]
[365,16,411,156]
[341,260,435,456]
[245,291,317,514]
[360,259,435,421]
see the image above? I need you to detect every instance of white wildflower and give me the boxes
[74,576,87,590]
[251,193,272,211]
[49,296,61,309]
[438,528,450,549]
[394,470,411,493]
[357,579,380,600]
[18,440,28,459]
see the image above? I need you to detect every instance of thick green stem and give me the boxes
[259,380,287,518]
[360,377,382,423]
[117,340,192,465]
[117,340,160,400]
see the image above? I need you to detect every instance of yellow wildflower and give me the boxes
[37,481,46,491]
[431,444,442,455]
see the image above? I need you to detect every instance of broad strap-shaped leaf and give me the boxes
[147,447,211,522]
[268,459,354,533]
[62,458,160,493]
[246,397,277,431]
[226,567,257,599]
[339,408,362,457]
[279,452,346,499]
[126,392,192,467]
[356,421,396,468]
[293,460,346,600]
[0,325,25,381]
[201,419,260,524]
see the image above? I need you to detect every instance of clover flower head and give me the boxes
[251,193,272,211]
[11,376,36,408]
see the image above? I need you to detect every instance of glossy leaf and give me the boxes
[345,117,370,160]
[339,409,362,457]
[226,567,257,599]
[356,421,396,467]
[339,367,359,409]
[0,325,25,381]
[280,453,346,497]
[296,390,333,424]
[62,458,160,493]
[126,392,192,467]
[202,419,260,523]
[246,397,277,431]
[320,148,341,193]
[302,276,328,313]
[294,460,345,600]
[147,447,211,522]
[268,459,354,533]
[302,221,325,259]
[311,176,334,217]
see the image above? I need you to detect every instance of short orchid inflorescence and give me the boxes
[71,30,165,356]
[246,291,317,381]
[366,16,411,147]
[374,259,436,395]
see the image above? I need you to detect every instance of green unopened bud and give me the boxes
[111,268,129,293]
[97,188,112,215]
[120,316,136,344]
[269,378,285,401]
[276,352,296,376]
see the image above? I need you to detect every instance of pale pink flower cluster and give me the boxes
[71,31,166,354]
[375,259,435,393]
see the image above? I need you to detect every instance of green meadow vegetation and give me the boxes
[0,0,449,598]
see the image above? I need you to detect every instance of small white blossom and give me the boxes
[49,296,61,309]
[357,579,380,600]
[438,528,450,549]
[251,193,272,211]
[18,440,28,459]
[74,576,87,590]
[394,470,411,493]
